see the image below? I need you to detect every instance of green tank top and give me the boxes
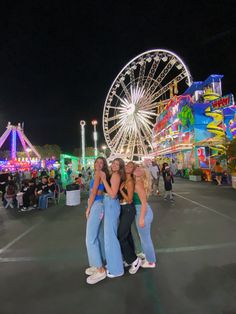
[133,192,141,205]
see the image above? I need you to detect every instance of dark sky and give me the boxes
[0,0,235,153]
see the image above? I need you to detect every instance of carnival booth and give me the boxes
[151,75,236,180]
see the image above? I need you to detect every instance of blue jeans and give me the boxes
[86,200,104,268]
[38,192,54,209]
[135,204,156,263]
[104,195,124,276]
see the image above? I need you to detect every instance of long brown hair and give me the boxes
[95,157,110,180]
[112,158,126,182]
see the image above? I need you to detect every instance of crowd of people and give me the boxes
[84,157,174,285]
[0,168,61,211]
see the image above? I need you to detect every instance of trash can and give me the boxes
[66,184,80,206]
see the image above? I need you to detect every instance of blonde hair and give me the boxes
[139,166,152,198]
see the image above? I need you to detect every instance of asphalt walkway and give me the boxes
[0,178,236,314]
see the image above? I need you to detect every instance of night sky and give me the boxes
[0,1,235,152]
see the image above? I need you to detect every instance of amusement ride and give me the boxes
[103,49,192,161]
[0,122,41,171]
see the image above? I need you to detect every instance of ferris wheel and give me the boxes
[103,49,192,160]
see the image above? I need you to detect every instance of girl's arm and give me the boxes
[120,180,134,203]
[86,171,100,218]
[100,172,120,199]
[135,182,147,228]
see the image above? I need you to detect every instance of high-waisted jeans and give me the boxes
[104,195,124,276]
[86,200,104,268]
[135,204,156,263]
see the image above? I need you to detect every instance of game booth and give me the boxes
[151,75,236,181]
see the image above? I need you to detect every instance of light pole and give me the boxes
[80,120,86,167]
[92,120,98,158]
[102,145,107,157]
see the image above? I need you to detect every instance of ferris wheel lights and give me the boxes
[138,59,145,66]
[91,120,98,126]
[176,63,183,70]
[162,56,168,62]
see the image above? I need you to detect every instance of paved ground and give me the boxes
[0,178,236,314]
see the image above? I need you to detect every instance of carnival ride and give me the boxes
[0,122,41,171]
[151,73,236,174]
[103,49,192,161]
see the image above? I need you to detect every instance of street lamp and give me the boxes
[91,120,98,157]
[102,145,107,157]
[80,120,86,167]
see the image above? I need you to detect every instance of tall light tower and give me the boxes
[102,145,107,157]
[80,120,86,167]
[91,120,98,158]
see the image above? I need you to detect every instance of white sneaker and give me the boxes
[85,266,97,276]
[107,271,124,278]
[123,261,131,267]
[86,271,106,284]
[21,207,28,212]
[129,257,141,274]
[141,259,156,269]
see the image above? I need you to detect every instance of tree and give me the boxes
[34,144,62,159]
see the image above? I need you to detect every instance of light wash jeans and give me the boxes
[86,200,104,268]
[104,195,124,276]
[38,192,54,209]
[135,204,156,263]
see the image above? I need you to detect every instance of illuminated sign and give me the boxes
[211,94,234,109]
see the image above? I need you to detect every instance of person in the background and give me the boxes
[66,166,72,183]
[214,161,223,185]
[75,174,85,190]
[40,168,48,177]
[149,161,160,196]
[170,159,177,176]
[4,176,17,208]
[161,162,169,180]
[50,168,55,178]
[37,177,55,209]
[31,168,38,184]
[21,179,37,211]
[163,166,174,201]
